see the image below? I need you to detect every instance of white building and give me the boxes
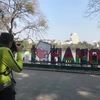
[70,33,79,44]
[93,41,99,48]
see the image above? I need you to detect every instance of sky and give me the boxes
[38,0,100,43]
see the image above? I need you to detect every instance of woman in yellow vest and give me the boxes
[0,32,23,100]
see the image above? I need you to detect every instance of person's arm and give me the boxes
[4,49,23,72]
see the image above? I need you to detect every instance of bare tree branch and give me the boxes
[0,0,48,40]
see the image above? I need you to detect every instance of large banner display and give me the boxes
[30,41,99,66]
[36,41,52,62]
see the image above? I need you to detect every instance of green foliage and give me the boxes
[55,42,98,51]
[19,40,100,52]
[24,2,34,14]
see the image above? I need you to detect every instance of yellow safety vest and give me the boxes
[0,47,23,84]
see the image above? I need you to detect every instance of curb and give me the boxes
[23,67,100,75]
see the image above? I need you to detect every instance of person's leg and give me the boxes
[0,85,15,100]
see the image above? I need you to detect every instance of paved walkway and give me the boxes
[14,69,100,100]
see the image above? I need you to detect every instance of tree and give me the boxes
[85,0,100,20]
[0,0,48,40]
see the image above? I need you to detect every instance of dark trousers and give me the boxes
[0,85,16,100]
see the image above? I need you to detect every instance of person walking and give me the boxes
[0,32,23,100]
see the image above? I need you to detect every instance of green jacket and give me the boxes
[0,47,23,84]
